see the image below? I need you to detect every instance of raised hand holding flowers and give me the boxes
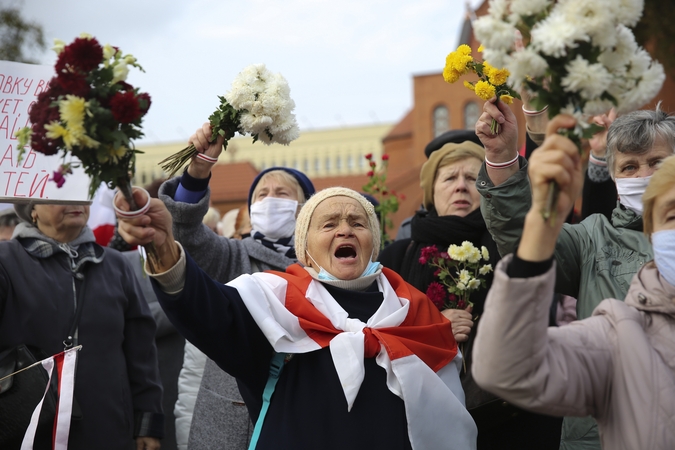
[159,64,299,177]
[443,44,520,134]
[15,34,158,268]
[473,0,665,223]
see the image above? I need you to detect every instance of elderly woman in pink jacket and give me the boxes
[472,115,675,450]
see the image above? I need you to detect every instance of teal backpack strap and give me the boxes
[248,352,292,450]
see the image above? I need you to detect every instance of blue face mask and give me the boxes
[652,229,675,287]
[307,251,380,281]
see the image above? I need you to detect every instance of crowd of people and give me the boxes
[1,95,675,449]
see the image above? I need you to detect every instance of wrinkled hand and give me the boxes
[115,188,179,272]
[136,436,160,450]
[589,108,617,158]
[442,306,474,343]
[187,122,226,179]
[528,115,585,230]
[475,98,519,161]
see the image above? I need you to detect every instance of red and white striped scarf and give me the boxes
[229,264,477,450]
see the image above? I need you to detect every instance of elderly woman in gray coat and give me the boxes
[473,116,675,450]
[157,122,315,449]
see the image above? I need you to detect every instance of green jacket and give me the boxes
[476,158,653,450]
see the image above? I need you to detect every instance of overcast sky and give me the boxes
[15,0,478,145]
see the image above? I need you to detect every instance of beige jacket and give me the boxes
[473,256,675,450]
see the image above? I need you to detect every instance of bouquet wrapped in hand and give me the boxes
[160,64,299,177]
[472,0,665,222]
[16,34,159,268]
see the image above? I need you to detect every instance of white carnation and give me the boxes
[473,16,517,52]
[510,0,552,17]
[506,48,548,90]
[557,0,616,36]
[487,0,510,19]
[530,10,589,57]
[583,99,615,116]
[626,48,652,78]
[482,49,510,69]
[612,0,644,26]
[616,61,666,113]
[467,279,481,290]
[598,25,638,72]
[561,55,613,100]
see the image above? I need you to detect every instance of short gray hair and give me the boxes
[606,104,675,180]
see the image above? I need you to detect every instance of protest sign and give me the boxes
[0,60,90,204]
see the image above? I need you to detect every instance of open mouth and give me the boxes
[335,244,357,259]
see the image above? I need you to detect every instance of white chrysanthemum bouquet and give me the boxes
[473,0,665,221]
[160,64,300,176]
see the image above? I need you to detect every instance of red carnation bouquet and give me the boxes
[16,33,150,201]
[15,33,159,268]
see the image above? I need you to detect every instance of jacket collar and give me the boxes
[611,201,643,231]
[625,262,675,317]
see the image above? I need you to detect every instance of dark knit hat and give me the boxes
[424,129,483,158]
[248,167,315,209]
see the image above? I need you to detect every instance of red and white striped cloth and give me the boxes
[87,183,116,246]
[21,346,79,450]
[229,265,477,450]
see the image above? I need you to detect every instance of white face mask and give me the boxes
[652,230,675,287]
[249,197,298,240]
[615,176,652,216]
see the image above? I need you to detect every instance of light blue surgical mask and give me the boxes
[306,251,380,281]
[652,229,675,287]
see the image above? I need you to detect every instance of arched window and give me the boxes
[464,102,480,130]
[325,156,332,172]
[347,154,354,171]
[336,156,342,171]
[433,105,449,137]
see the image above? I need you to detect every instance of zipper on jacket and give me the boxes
[60,243,81,349]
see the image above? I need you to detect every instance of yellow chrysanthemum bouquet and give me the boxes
[443,44,520,134]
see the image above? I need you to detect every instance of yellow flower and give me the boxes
[109,145,128,163]
[79,134,100,149]
[487,67,509,86]
[456,44,472,56]
[103,44,117,66]
[448,244,468,261]
[500,94,514,105]
[52,39,66,55]
[443,66,460,84]
[459,269,471,285]
[79,32,93,39]
[59,95,87,129]
[45,122,76,149]
[474,80,496,100]
[463,80,475,91]
[467,279,481,290]
[477,44,485,53]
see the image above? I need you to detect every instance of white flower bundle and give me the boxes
[473,0,665,119]
[226,64,299,145]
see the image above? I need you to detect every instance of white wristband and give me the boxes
[196,153,218,164]
[485,153,519,169]
[522,105,548,116]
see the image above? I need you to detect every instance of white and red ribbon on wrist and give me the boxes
[485,153,519,169]
[195,153,218,164]
[522,105,549,116]
[589,153,607,167]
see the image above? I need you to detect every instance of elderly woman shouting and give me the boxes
[118,186,477,450]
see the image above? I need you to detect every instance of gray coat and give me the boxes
[159,178,295,449]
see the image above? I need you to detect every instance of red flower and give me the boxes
[366,170,374,177]
[57,37,103,73]
[369,161,376,168]
[457,299,467,310]
[382,190,388,196]
[56,71,90,97]
[433,268,442,277]
[365,153,373,160]
[419,245,439,265]
[440,252,450,260]
[136,92,152,113]
[382,154,389,161]
[110,91,142,123]
[426,282,447,310]
[399,194,406,200]
[27,80,64,156]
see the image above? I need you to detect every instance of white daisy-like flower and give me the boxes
[482,49,511,70]
[561,55,613,100]
[530,10,589,57]
[487,0,510,19]
[510,0,552,17]
[457,282,467,291]
[598,25,638,72]
[448,244,468,262]
[467,248,481,264]
[557,0,616,36]
[625,48,652,78]
[467,279,481,290]
[479,264,493,275]
[583,99,615,116]
[612,0,644,27]
[459,269,471,285]
[473,16,517,52]
[506,48,548,90]
[481,246,490,261]
[616,61,666,113]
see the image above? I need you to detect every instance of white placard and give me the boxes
[0,60,91,205]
